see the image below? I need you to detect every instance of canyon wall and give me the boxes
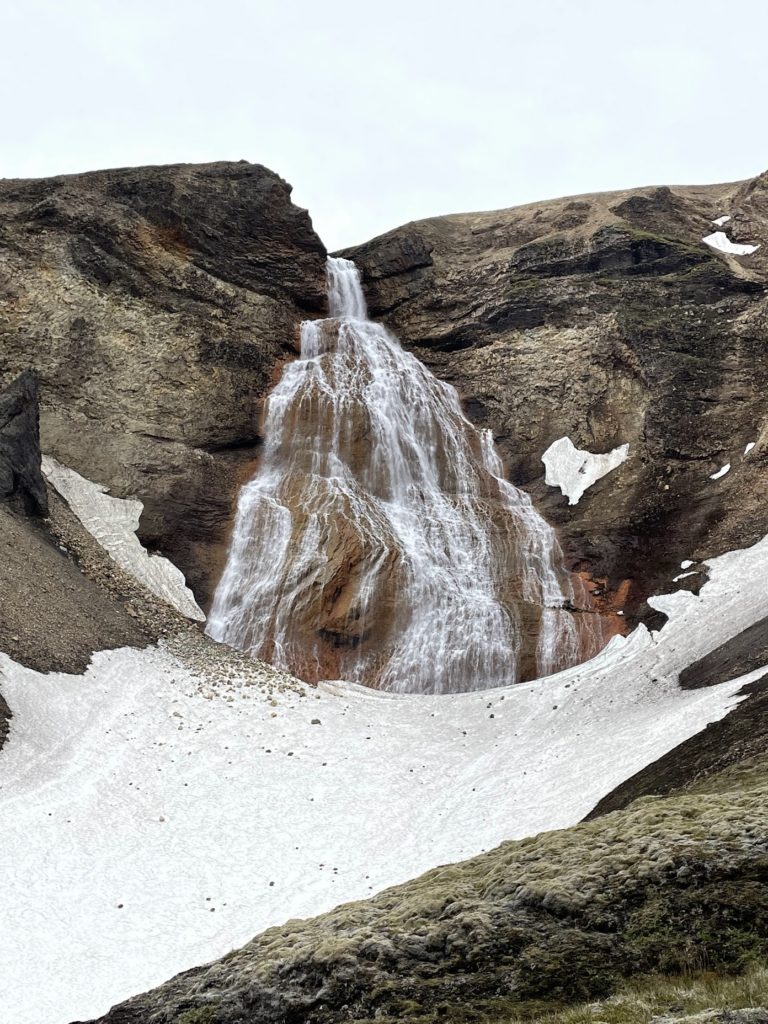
[2,161,767,627]
[0,162,327,606]
[342,174,768,621]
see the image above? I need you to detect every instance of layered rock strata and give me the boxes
[0,161,327,607]
[342,174,768,621]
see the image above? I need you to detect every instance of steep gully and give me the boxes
[207,258,618,693]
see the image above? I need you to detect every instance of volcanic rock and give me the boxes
[0,161,327,608]
[341,175,768,621]
[0,369,47,516]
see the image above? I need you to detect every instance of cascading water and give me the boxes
[207,258,607,694]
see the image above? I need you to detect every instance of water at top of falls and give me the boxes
[327,257,368,319]
[206,257,605,694]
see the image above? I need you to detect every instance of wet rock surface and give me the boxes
[341,175,768,623]
[209,301,618,692]
[0,161,327,609]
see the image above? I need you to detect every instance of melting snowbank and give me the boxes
[702,230,760,256]
[542,436,629,505]
[42,455,204,620]
[2,534,768,1022]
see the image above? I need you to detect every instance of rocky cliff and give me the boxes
[0,161,327,607]
[342,174,768,622]
[0,372,158,682]
[3,163,766,627]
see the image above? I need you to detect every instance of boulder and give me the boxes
[0,369,48,515]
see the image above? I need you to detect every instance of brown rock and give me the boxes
[0,161,327,608]
[341,175,768,623]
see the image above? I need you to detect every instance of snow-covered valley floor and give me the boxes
[2,538,768,1023]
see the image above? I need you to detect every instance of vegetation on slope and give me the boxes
[501,963,768,1024]
[91,755,768,1024]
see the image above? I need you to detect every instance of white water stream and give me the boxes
[207,258,603,693]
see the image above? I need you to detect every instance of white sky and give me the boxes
[2,0,766,250]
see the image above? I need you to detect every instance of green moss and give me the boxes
[175,1007,219,1024]
[112,757,768,1023]
[351,964,768,1024]
[507,962,768,1024]
[505,274,546,295]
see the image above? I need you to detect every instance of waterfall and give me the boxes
[207,258,605,694]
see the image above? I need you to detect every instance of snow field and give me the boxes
[3,533,768,1021]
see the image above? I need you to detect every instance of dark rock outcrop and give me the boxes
[0,369,48,515]
[585,621,768,817]
[342,175,768,622]
[0,161,327,608]
[0,370,156,744]
[0,348,203,681]
[0,691,9,749]
[586,679,768,818]
[679,616,768,690]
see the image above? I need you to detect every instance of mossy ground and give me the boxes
[175,1010,218,1024]
[348,964,768,1024]
[518,963,768,1024]
[97,755,768,1024]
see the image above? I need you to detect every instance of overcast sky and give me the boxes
[2,0,766,249]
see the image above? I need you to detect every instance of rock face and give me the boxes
[0,162,327,607]
[679,616,768,690]
[0,496,150,677]
[342,176,768,620]
[0,369,48,516]
[3,164,766,632]
[0,371,154,732]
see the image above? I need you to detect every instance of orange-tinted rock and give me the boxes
[208,261,615,692]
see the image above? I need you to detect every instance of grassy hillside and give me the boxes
[94,753,768,1023]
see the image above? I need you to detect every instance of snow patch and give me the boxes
[702,231,759,256]
[4,529,768,1022]
[712,215,731,226]
[542,436,629,505]
[42,456,204,621]
[745,442,756,455]
[710,463,731,481]
[681,559,695,569]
